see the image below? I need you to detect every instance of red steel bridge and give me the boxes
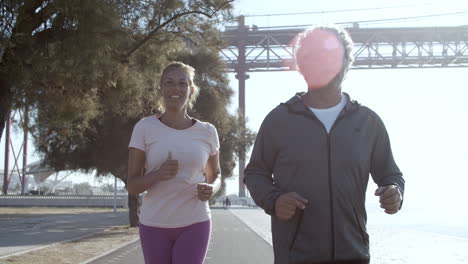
[222,16,468,197]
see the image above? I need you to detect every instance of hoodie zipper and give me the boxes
[298,114,337,260]
[326,116,342,260]
[326,106,357,260]
[284,97,358,261]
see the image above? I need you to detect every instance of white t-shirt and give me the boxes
[128,116,220,228]
[308,94,347,133]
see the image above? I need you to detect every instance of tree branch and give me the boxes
[30,1,59,34]
[32,26,72,48]
[169,22,200,48]
[122,0,234,61]
[13,0,46,35]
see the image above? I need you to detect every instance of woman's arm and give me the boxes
[127,148,151,194]
[127,148,178,194]
[197,153,221,201]
[206,153,221,192]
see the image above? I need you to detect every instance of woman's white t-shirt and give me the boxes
[128,116,220,228]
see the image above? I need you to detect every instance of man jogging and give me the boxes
[244,25,404,264]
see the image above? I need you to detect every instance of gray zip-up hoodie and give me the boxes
[244,92,404,264]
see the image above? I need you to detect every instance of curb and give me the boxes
[80,237,140,264]
[227,209,273,246]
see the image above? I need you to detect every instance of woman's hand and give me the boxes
[148,152,178,181]
[198,152,221,201]
[197,183,214,201]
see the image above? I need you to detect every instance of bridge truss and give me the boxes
[221,23,468,72]
[221,17,468,197]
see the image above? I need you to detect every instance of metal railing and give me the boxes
[0,194,128,208]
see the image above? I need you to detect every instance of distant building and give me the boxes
[0,170,34,194]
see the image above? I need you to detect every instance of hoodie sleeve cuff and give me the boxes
[263,191,283,216]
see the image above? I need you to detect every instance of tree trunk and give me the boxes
[128,193,140,227]
[0,74,12,143]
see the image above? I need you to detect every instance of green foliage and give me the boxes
[1,0,246,198]
[101,183,115,193]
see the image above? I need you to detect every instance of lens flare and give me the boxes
[293,28,345,89]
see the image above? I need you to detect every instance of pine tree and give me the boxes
[0,0,253,227]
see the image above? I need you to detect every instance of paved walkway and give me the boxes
[0,211,128,257]
[2,207,468,263]
[89,209,273,264]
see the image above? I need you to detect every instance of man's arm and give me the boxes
[370,114,405,214]
[244,115,282,216]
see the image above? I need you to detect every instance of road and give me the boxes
[0,211,128,257]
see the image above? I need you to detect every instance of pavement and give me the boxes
[86,208,468,264]
[2,206,468,263]
[0,211,128,257]
[88,208,274,264]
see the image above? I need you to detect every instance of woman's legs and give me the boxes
[139,221,211,264]
[172,220,211,264]
[139,224,174,264]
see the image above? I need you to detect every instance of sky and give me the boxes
[222,0,468,227]
[1,0,468,227]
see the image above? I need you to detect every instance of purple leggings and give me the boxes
[139,221,211,264]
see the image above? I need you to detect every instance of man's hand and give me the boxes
[274,192,308,221]
[375,185,402,214]
[197,183,214,201]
